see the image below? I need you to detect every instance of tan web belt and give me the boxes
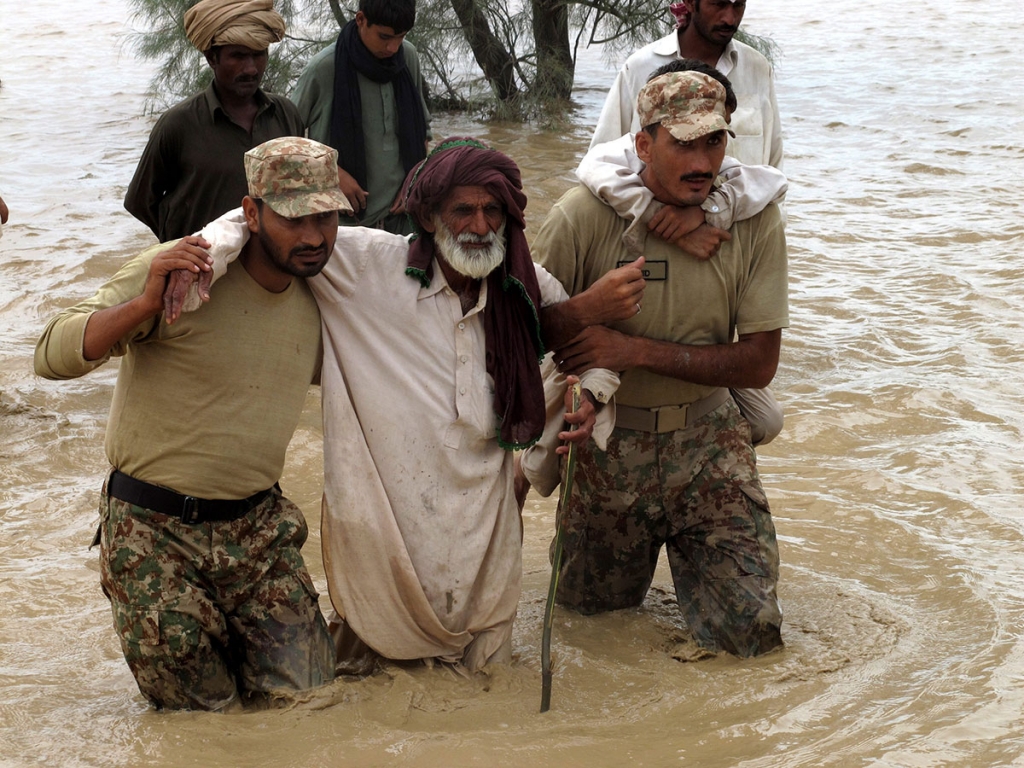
[615,388,731,433]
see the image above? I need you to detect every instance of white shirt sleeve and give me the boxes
[705,157,788,230]
[576,134,652,230]
[575,141,789,236]
[590,67,640,150]
[179,208,250,312]
[524,264,620,496]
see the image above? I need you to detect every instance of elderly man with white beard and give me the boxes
[177,137,627,673]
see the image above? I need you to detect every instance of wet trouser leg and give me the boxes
[99,485,333,710]
[220,494,334,697]
[553,424,664,614]
[555,400,783,657]
[661,404,783,657]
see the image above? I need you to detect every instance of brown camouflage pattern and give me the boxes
[98,480,333,710]
[553,399,783,657]
[636,70,736,143]
[244,137,353,218]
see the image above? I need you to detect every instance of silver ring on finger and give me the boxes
[635,302,642,315]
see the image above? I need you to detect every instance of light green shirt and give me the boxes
[291,40,431,231]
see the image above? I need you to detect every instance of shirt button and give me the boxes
[709,204,720,213]
[458,323,466,330]
[460,355,468,363]
[459,387,467,395]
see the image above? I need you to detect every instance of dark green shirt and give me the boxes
[124,84,303,241]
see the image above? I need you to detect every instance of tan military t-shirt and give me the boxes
[533,185,788,408]
[35,242,322,498]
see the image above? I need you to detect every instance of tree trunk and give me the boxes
[449,0,520,102]
[531,0,574,101]
[327,0,347,29]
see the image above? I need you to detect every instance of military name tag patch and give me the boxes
[618,260,667,281]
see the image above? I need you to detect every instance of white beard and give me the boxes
[433,217,507,280]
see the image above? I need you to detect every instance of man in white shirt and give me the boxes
[591,0,782,169]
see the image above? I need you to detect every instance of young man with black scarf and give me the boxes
[291,0,431,235]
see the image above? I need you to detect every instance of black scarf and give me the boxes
[329,20,428,190]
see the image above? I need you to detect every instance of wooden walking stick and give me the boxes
[541,380,582,713]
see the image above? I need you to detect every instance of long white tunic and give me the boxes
[318,226,543,666]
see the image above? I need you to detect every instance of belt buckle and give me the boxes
[654,404,689,433]
[180,496,201,524]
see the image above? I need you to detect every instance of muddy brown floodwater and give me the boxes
[3,0,1024,765]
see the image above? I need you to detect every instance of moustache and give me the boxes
[456,232,499,246]
[680,172,714,182]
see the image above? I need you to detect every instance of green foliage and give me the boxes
[125,0,779,117]
[572,0,670,52]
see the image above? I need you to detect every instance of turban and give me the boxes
[403,138,546,451]
[184,0,286,53]
[669,2,690,29]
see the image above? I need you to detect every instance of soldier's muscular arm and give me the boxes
[556,326,781,391]
[84,238,212,360]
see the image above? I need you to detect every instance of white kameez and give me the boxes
[317,226,530,666]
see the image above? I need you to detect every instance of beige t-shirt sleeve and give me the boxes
[734,203,789,337]
[34,245,165,380]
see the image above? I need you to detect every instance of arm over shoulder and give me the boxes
[576,134,652,227]
[704,158,788,230]
[34,249,163,380]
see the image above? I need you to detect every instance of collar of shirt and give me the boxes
[662,31,739,77]
[201,82,274,122]
[417,257,488,318]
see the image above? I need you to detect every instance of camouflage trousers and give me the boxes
[98,479,334,710]
[555,398,783,657]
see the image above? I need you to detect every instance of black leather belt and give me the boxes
[107,470,276,524]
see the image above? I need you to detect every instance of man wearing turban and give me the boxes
[174,138,629,673]
[124,0,303,242]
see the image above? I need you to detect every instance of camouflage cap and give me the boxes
[244,137,353,218]
[636,71,736,143]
